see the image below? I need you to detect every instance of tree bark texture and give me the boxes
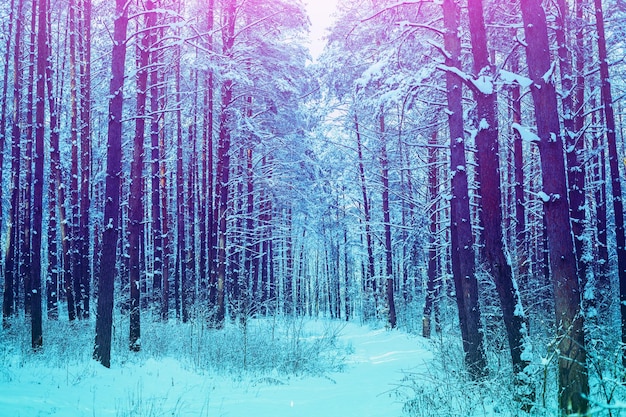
[520,0,589,413]
[442,0,487,380]
[31,0,48,349]
[466,0,532,404]
[93,0,129,368]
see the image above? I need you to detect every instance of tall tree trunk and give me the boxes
[31,0,48,350]
[343,212,350,321]
[555,0,587,287]
[229,151,244,320]
[174,40,185,322]
[78,0,92,319]
[354,112,377,317]
[201,0,216,307]
[160,137,170,321]
[423,132,440,339]
[511,50,527,281]
[186,123,197,321]
[129,5,152,351]
[466,0,532,404]
[94,0,129,368]
[69,0,82,319]
[575,0,604,319]
[442,0,487,380]
[256,205,264,311]
[46,2,76,321]
[296,228,306,315]
[22,0,36,317]
[146,0,163,315]
[267,187,275,312]
[54,100,76,320]
[593,99,609,313]
[520,0,589,412]
[594,0,626,366]
[244,147,254,317]
[44,0,59,320]
[379,111,396,329]
[238,115,252,318]
[185,137,195,320]
[3,0,21,326]
[0,0,16,250]
[214,0,237,327]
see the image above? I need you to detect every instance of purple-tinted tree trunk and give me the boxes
[93,0,129,368]
[442,0,487,380]
[520,0,589,412]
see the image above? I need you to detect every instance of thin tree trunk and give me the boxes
[31,0,48,349]
[593,98,609,313]
[49,6,76,320]
[285,208,294,316]
[229,150,244,320]
[556,0,586,286]
[175,42,185,322]
[185,123,197,321]
[129,6,152,351]
[343,216,350,321]
[3,0,20,326]
[244,147,254,317]
[593,0,626,367]
[45,0,59,320]
[78,0,92,319]
[160,139,170,321]
[511,50,527,281]
[146,0,162,315]
[69,0,83,319]
[296,228,306,315]
[267,193,275,312]
[201,0,215,307]
[214,0,237,327]
[423,132,440,338]
[259,180,269,312]
[379,111,396,329]
[354,112,377,317]
[22,0,36,317]
[0,0,16,251]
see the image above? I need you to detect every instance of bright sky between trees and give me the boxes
[305,0,338,58]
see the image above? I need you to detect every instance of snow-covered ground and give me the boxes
[0,319,434,417]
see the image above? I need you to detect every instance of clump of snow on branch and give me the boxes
[512,123,540,142]
[498,69,532,88]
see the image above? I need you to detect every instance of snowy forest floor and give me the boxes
[0,317,436,417]
[2,315,624,417]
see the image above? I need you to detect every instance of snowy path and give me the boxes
[215,324,433,417]
[0,321,433,417]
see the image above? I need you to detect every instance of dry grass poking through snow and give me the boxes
[0,313,352,379]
